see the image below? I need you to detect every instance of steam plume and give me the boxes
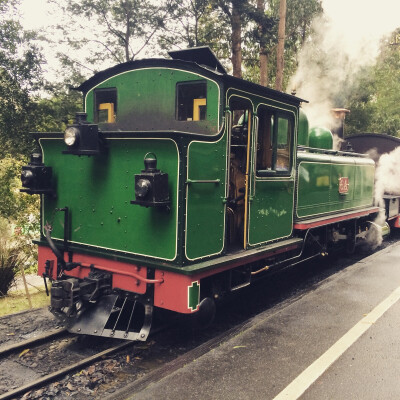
[290,0,400,129]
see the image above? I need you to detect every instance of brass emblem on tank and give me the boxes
[339,177,349,194]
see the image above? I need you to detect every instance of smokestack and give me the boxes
[331,108,350,139]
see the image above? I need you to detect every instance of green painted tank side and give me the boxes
[309,127,333,150]
[248,180,294,244]
[40,138,179,261]
[185,136,227,260]
[298,109,309,147]
[85,68,220,135]
[296,152,375,219]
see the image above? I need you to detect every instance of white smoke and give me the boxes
[290,0,400,129]
[365,146,400,248]
[375,147,400,206]
[290,1,400,248]
[332,133,344,151]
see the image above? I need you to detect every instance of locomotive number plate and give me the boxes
[339,177,349,194]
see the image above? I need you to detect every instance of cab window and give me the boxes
[94,88,117,123]
[256,107,292,176]
[176,82,207,121]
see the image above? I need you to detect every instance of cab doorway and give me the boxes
[226,97,253,252]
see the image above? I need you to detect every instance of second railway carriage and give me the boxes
[21,47,385,340]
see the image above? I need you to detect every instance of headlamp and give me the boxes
[64,126,80,147]
[131,153,170,209]
[62,113,101,156]
[135,179,151,198]
[20,153,54,196]
[21,169,34,187]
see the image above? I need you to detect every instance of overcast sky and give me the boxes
[20,0,400,35]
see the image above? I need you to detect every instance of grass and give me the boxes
[0,290,50,317]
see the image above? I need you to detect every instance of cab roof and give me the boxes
[76,47,307,107]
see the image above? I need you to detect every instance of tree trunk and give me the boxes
[260,52,268,86]
[257,0,268,86]
[275,0,286,91]
[231,2,242,79]
[125,13,131,62]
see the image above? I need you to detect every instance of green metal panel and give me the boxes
[296,152,375,219]
[329,161,356,208]
[298,109,309,147]
[309,127,333,150]
[85,68,220,135]
[354,162,375,205]
[40,138,179,261]
[297,161,332,216]
[185,136,227,260]
[248,179,294,245]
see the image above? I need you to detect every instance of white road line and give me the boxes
[273,285,400,400]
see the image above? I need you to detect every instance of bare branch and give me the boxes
[89,39,123,63]
[99,7,127,48]
[58,52,96,73]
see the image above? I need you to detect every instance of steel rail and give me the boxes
[0,324,167,400]
[0,328,68,359]
[0,340,133,400]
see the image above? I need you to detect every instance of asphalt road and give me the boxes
[125,242,400,400]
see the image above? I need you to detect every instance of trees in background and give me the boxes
[274,0,286,90]
[52,0,176,68]
[342,30,400,137]
[0,0,42,280]
[0,0,45,158]
[234,0,321,88]
[49,0,322,88]
[158,0,215,49]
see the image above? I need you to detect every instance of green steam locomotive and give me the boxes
[21,47,390,341]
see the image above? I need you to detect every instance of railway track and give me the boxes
[0,339,132,400]
[0,323,168,400]
[0,328,68,359]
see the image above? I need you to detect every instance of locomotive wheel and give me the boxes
[346,226,356,254]
[197,297,216,327]
[187,297,216,330]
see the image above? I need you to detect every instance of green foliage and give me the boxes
[220,0,322,88]
[0,157,40,285]
[0,157,40,253]
[343,31,400,136]
[0,218,20,295]
[0,215,38,296]
[157,0,210,49]
[0,1,43,294]
[52,0,172,69]
[35,84,82,132]
[0,0,45,158]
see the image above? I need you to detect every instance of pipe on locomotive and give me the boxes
[44,223,164,284]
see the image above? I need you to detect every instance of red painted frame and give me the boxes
[293,207,380,230]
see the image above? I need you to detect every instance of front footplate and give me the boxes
[67,294,153,341]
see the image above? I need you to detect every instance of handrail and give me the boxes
[186,179,220,184]
[80,263,164,284]
[297,145,369,158]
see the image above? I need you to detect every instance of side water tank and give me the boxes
[309,127,333,150]
[298,109,309,147]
